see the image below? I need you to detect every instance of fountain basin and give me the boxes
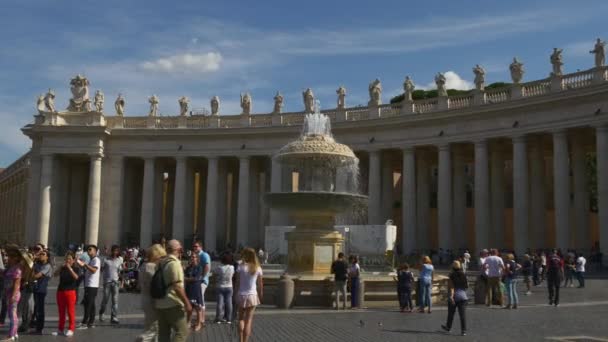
[264,192,367,215]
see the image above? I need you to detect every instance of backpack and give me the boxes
[150,259,174,299]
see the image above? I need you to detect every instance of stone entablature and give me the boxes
[33,66,608,130]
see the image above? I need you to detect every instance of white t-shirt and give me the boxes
[483,255,504,278]
[214,264,235,288]
[479,257,488,275]
[349,263,361,277]
[237,263,262,296]
[84,256,101,288]
[576,256,586,272]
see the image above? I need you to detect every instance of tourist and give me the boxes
[184,253,204,331]
[76,245,101,329]
[191,240,211,328]
[17,247,36,334]
[330,252,348,310]
[418,256,434,313]
[213,252,235,323]
[31,249,52,334]
[99,245,123,324]
[532,253,542,286]
[546,249,564,306]
[503,253,521,309]
[394,263,414,312]
[348,255,361,309]
[576,253,586,288]
[483,249,504,307]
[462,250,471,273]
[1,246,23,342]
[235,247,263,342]
[564,255,576,288]
[0,246,5,327]
[441,260,468,336]
[135,244,166,342]
[155,239,191,342]
[540,251,547,283]
[52,251,79,337]
[521,254,533,295]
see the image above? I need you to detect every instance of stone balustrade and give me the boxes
[35,66,608,129]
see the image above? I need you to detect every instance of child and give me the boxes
[2,246,23,341]
[394,263,414,312]
[184,253,203,331]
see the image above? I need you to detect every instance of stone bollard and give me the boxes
[358,279,365,308]
[276,273,295,309]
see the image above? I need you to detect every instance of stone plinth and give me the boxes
[286,229,344,274]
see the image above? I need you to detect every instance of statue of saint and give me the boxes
[590,38,606,68]
[94,90,104,112]
[67,74,92,112]
[44,89,56,113]
[302,88,314,113]
[178,96,189,116]
[36,94,45,114]
[509,57,525,84]
[403,76,415,101]
[336,86,346,109]
[114,94,125,116]
[435,73,448,97]
[273,91,283,113]
[473,64,486,91]
[148,95,159,117]
[210,96,220,115]
[240,93,252,115]
[550,48,564,76]
[368,79,382,106]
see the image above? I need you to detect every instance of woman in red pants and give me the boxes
[52,251,79,337]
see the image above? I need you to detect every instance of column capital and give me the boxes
[142,156,156,162]
[551,128,568,137]
[90,153,103,160]
[512,135,527,144]
[437,143,450,151]
[596,124,608,133]
[473,138,487,147]
[238,155,251,162]
[402,146,415,154]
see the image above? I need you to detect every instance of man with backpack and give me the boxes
[153,239,192,342]
[546,249,564,307]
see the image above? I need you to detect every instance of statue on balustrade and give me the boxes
[36,94,45,114]
[590,38,606,67]
[273,91,283,113]
[43,89,56,113]
[178,96,189,116]
[148,95,159,117]
[435,73,447,97]
[550,48,564,76]
[510,57,525,84]
[473,64,486,91]
[336,86,346,109]
[302,88,315,113]
[211,96,220,115]
[240,92,252,115]
[403,76,415,101]
[67,74,92,112]
[368,78,382,106]
[114,94,125,116]
[94,90,104,112]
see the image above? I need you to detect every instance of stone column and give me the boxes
[140,157,156,248]
[367,150,381,224]
[597,125,608,264]
[25,153,41,244]
[381,154,394,222]
[416,152,430,250]
[490,148,506,248]
[103,156,124,246]
[529,137,547,248]
[204,157,219,252]
[85,154,103,245]
[474,140,490,251]
[437,143,452,249]
[513,136,529,255]
[452,148,466,250]
[572,136,590,250]
[553,130,570,251]
[269,158,282,225]
[401,147,416,254]
[237,156,250,247]
[172,156,188,243]
[37,154,53,246]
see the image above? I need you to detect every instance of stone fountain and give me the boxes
[264,103,367,274]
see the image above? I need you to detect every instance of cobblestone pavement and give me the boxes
[3,277,608,342]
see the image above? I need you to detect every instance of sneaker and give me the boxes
[525,291,532,295]
[225,321,232,325]
[110,319,120,325]
[0,337,17,342]
[99,314,105,322]
[51,331,65,336]
[441,325,450,332]
[461,332,467,336]
[65,330,74,337]
[76,325,89,330]
[88,325,96,329]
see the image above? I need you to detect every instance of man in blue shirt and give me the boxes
[192,240,210,329]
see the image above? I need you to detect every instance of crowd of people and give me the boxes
[0,239,264,342]
[0,240,596,341]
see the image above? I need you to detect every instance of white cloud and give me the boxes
[140,52,222,73]
[419,71,473,91]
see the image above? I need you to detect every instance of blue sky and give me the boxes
[0,0,607,166]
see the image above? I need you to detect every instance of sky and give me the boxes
[0,0,607,166]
